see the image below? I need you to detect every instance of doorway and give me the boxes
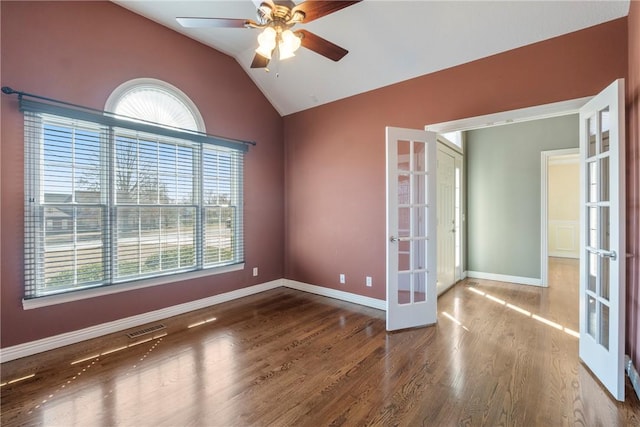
[541,149,580,286]
[424,79,626,401]
[427,99,589,287]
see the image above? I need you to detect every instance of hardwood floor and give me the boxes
[2,258,639,426]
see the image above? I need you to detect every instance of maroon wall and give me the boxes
[283,19,628,301]
[626,0,640,373]
[1,1,637,366]
[0,1,284,348]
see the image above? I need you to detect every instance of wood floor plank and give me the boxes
[2,258,640,426]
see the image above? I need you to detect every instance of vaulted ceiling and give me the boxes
[112,1,630,116]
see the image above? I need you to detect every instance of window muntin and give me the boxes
[24,87,244,299]
[441,131,462,148]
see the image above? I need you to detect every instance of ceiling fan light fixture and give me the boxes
[256,26,277,59]
[278,29,302,60]
[278,47,295,60]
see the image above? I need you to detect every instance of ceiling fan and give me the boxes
[177,1,361,69]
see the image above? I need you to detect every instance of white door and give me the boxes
[386,127,437,331]
[578,79,626,401]
[437,147,456,293]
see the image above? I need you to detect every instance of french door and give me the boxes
[437,144,459,294]
[386,127,437,331]
[578,79,626,401]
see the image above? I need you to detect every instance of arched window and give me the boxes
[105,78,205,132]
[23,78,245,303]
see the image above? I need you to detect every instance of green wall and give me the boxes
[466,114,579,279]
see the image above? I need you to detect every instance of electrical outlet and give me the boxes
[253,267,258,277]
[366,276,372,287]
[339,274,345,284]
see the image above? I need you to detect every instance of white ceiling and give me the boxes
[112,1,630,116]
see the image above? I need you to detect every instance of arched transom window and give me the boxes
[106,78,205,132]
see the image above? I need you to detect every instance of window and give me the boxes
[23,81,246,300]
[441,131,462,148]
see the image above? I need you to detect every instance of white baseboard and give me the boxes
[283,279,386,311]
[548,252,579,259]
[626,355,640,400]
[0,278,386,363]
[0,279,283,363]
[461,271,468,280]
[466,271,543,287]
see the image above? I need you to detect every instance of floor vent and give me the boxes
[126,324,166,339]
[467,281,479,286]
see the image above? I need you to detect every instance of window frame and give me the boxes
[22,84,247,309]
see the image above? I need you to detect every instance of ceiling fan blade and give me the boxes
[251,53,270,69]
[176,17,252,28]
[292,1,361,23]
[296,30,348,62]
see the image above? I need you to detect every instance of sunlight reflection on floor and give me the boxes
[466,286,579,338]
[441,311,470,331]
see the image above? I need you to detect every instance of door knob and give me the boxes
[390,236,398,243]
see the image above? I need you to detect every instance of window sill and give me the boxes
[22,263,245,310]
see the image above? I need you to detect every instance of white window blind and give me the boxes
[23,99,245,299]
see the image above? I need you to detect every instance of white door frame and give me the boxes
[426,96,592,284]
[540,148,580,287]
[426,97,591,134]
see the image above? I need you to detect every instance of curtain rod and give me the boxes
[1,86,257,147]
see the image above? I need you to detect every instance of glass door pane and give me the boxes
[583,100,617,352]
[396,139,429,306]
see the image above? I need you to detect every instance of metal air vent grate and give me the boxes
[126,324,166,339]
